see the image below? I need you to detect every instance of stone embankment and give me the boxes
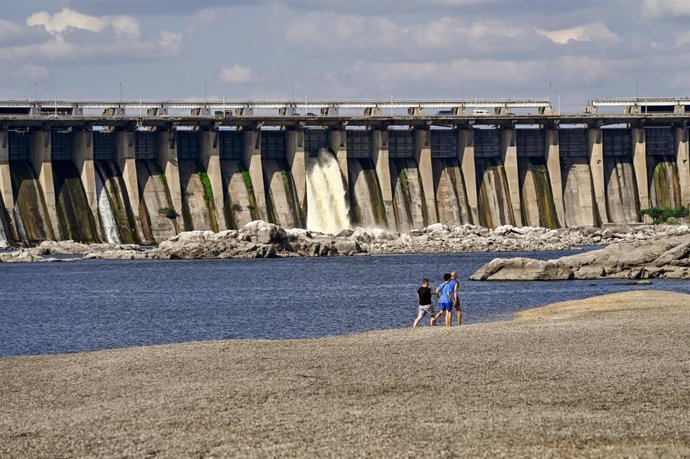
[471,233,690,280]
[1,221,689,263]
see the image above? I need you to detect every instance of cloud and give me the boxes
[538,23,619,45]
[0,8,181,63]
[281,13,549,58]
[218,65,252,84]
[26,8,140,39]
[643,0,690,18]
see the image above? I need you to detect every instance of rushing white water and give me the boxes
[96,170,121,244]
[306,149,350,234]
[0,216,8,248]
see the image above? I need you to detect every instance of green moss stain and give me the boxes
[10,160,54,243]
[53,160,100,243]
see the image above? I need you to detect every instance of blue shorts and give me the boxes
[439,303,453,312]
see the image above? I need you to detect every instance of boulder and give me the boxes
[471,235,690,281]
[470,257,573,281]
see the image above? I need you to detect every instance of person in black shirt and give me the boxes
[413,278,436,327]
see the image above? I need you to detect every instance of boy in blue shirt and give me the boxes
[433,273,453,326]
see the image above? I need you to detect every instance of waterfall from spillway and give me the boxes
[0,217,8,248]
[96,168,121,244]
[306,149,350,234]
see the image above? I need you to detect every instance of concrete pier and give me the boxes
[371,129,394,227]
[459,128,478,225]
[631,127,650,212]
[676,126,690,207]
[328,129,348,190]
[500,126,522,226]
[199,130,226,231]
[157,130,184,224]
[588,127,607,225]
[414,129,438,224]
[0,131,14,223]
[286,129,306,213]
[115,130,144,238]
[72,131,99,227]
[29,130,58,238]
[545,129,565,227]
[243,129,269,221]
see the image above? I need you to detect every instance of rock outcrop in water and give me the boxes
[470,233,690,280]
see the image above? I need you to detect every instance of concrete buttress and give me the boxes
[588,127,607,225]
[73,131,99,225]
[199,130,226,230]
[414,129,438,224]
[115,131,144,238]
[545,128,566,227]
[459,128,479,225]
[243,129,269,221]
[631,127,650,212]
[501,127,522,226]
[286,129,306,212]
[29,130,58,239]
[371,129,395,227]
[676,126,690,207]
[0,131,14,223]
[157,130,184,226]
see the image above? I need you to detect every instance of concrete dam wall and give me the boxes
[0,125,688,245]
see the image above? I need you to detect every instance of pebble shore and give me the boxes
[2,290,689,457]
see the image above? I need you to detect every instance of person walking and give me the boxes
[449,271,461,326]
[413,278,436,327]
[433,273,453,326]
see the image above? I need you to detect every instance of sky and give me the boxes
[0,0,689,112]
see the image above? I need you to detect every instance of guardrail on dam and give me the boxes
[0,98,688,245]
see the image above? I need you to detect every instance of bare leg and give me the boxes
[413,312,425,328]
[445,310,452,327]
[433,311,444,323]
[456,305,462,326]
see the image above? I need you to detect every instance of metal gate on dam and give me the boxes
[0,97,688,244]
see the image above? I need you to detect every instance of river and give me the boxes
[2,249,689,356]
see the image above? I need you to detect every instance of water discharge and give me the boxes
[0,216,8,248]
[306,149,350,234]
[95,167,121,244]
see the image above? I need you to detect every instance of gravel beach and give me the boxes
[2,290,689,458]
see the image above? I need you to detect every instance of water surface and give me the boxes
[2,250,689,356]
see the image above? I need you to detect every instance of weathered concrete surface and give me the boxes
[371,130,394,226]
[545,128,566,227]
[588,127,608,225]
[29,130,59,238]
[115,131,144,239]
[676,126,690,207]
[471,231,690,280]
[220,159,257,228]
[198,130,226,231]
[243,129,269,221]
[459,128,479,224]
[414,129,438,224]
[2,290,689,457]
[562,157,597,227]
[501,127,522,226]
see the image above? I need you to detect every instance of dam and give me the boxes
[0,97,688,245]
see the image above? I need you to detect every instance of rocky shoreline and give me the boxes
[1,220,689,264]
